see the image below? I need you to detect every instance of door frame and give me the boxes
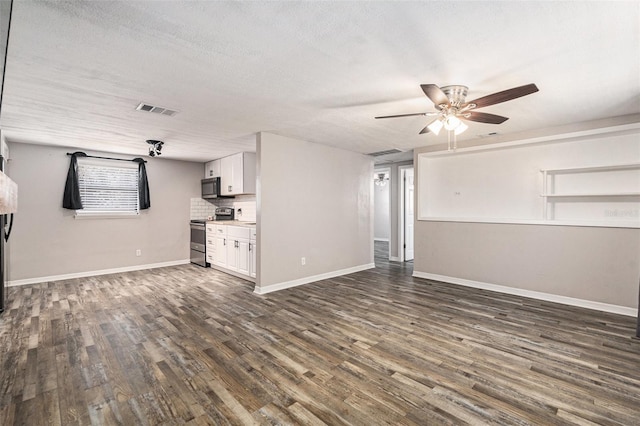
[373,166,392,260]
[398,165,414,262]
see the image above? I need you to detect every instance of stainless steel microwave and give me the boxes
[201,177,221,199]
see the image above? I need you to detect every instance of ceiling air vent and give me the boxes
[136,102,178,117]
[367,148,402,157]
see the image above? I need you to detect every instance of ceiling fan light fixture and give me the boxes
[454,121,468,135]
[427,119,443,135]
[443,115,461,131]
[374,172,389,186]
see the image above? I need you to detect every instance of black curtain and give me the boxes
[62,151,87,209]
[133,158,150,210]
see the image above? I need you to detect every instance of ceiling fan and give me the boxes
[375,83,539,136]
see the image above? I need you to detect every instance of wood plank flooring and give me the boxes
[1,242,639,425]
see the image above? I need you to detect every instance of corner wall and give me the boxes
[256,132,373,293]
[7,142,203,283]
[412,121,640,313]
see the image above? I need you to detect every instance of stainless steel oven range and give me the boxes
[190,220,207,267]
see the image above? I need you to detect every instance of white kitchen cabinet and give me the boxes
[212,225,227,267]
[204,159,221,178]
[225,226,250,275]
[249,228,256,279]
[208,223,255,281]
[220,152,256,196]
[205,224,216,265]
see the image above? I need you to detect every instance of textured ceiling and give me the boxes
[1,1,639,162]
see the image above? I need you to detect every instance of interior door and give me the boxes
[404,168,414,261]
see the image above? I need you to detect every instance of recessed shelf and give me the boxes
[541,192,640,198]
[540,163,640,174]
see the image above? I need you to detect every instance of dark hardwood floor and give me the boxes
[1,245,639,425]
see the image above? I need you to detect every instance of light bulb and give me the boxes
[443,115,461,131]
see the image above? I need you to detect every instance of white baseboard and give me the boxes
[7,259,191,287]
[389,256,401,262]
[374,238,389,242]
[412,271,638,317]
[254,263,376,295]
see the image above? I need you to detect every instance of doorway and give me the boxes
[398,166,414,262]
[373,168,391,261]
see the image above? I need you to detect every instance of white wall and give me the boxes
[413,128,640,312]
[256,132,373,293]
[418,132,640,223]
[7,142,203,283]
[373,168,390,241]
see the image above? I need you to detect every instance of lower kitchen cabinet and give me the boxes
[249,228,256,278]
[212,225,227,267]
[205,224,216,265]
[207,223,255,281]
[226,226,250,275]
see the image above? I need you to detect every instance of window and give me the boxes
[75,158,139,216]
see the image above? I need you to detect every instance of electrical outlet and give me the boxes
[301,257,306,266]
[136,249,141,257]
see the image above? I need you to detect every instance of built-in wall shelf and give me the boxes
[541,163,640,223]
[540,163,640,174]
[541,192,640,198]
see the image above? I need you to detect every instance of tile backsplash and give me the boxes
[190,195,257,222]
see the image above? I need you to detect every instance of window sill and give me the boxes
[74,212,140,220]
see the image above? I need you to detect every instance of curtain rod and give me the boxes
[66,153,147,163]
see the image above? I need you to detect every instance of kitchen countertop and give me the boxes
[206,220,256,228]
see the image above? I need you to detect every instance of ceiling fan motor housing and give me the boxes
[440,85,468,107]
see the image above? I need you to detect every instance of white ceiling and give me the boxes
[1,1,638,162]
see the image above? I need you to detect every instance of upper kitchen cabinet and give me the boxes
[220,152,256,196]
[204,159,221,178]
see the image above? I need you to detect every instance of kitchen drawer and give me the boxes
[206,236,215,246]
[227,225,250,239]
[214,225,227,234]
[250,227,256,241]
[206,253,214,264]
[206,243,215,253]
[206,224,215,233]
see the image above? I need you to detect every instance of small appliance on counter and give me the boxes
[214,207,234,221]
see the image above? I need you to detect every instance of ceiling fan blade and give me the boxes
[375,112,428,119]
[420,84,450,107]
[463,83,539,109]
[462,111,509,124]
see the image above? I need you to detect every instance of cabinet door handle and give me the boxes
[228,185,232,192]
[248,243,252,252]
[223,238,226,246]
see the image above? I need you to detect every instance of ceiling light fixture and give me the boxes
[146,139,164,157]
[374,172,389,186]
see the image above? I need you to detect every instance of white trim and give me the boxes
[374,237,389,242]
[253,263,375,295]
[7,259,191,287]
[389,256,401,262]
[416,217,640,229]
[398,165,414,262]
[74,212,141,220]
[418,120,640,158]
[412,271,638,317]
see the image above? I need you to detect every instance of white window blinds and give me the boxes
[76,159,139,215]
